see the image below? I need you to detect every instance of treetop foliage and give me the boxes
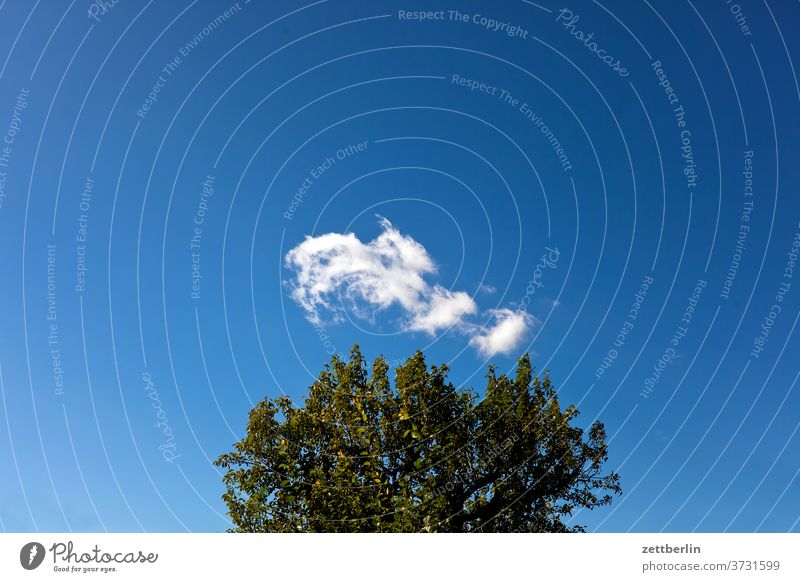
[215,346,620,532]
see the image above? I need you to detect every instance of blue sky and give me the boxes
[0,0,799,532]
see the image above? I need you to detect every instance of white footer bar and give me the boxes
[1,533,797,581]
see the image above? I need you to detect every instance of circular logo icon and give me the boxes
[20,542,46,570]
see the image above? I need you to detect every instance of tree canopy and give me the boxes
[215,346,620,532]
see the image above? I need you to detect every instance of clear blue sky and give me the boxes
[0,0,798,532]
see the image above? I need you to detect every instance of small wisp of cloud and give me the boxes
[468,308,535,357]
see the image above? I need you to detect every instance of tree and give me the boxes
[215,346,620,532]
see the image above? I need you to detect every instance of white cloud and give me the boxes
[469,309,535,357]
[285,218,534,355]
[285,218,476,334]
[408,285,477,335]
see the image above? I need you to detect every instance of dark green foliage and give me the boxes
[215,346,620,532]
